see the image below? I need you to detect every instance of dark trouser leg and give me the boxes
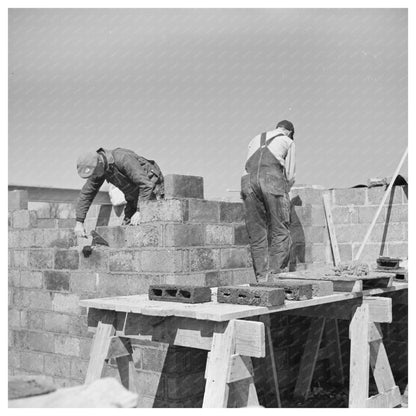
[263,192,292,273]
[243,191,268,281]
[123,199,137,222]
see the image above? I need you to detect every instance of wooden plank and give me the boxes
[234,320,265,358]
[116,355,141,393]
[363,296,392,323]
[348,304,370,407]
[323,192,341,266]
[294,317,326,400]
[85,311,116,384]
[368,322,383,342]
[324,319,344,386]
[333,280,363,293]
[106,337,132,359]
[227,355,254,383]
[365,386,401,408]
[203,321,236,407]
[369,338,397,393]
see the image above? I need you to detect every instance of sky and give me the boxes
[8,8,408,200]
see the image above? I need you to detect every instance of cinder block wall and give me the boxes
[8,180,408,406]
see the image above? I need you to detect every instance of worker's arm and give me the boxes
[285,142,296,189]
[75,175,105,223]
[242,136,258,175]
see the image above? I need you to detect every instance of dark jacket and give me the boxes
[75,148,164,223]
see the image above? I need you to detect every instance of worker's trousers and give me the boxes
[242,182,292,281]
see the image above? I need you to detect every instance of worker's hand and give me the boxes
[74,221,87,238]
[130,211,141,226]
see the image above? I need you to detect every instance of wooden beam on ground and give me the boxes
[322,192,341,266]
[294,317,326,400]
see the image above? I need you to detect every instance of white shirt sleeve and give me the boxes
[285,142,296,189]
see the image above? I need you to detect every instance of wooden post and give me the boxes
[322,192,341,266]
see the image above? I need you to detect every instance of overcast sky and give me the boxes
[8,8,407,200]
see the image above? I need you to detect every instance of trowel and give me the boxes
[82,230,109,258]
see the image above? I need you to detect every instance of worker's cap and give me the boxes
[276,120,295,135]
[77,151,99,179]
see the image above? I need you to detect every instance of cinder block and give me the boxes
[252,281,313,300]
[290,187,325,206]
[369,223,404,243]
[37,219,58,228]
[70,358,89,381]
[44,354,71,378]
[205,225,233,245]
[233,224,249,245]
[9,230,20,248]
[189,248,220,272]
[44,312,71,333]
[387,243,408,258]
[187,200,220,223]
[164,272,208,287]
[331,206,359,224]
[94,226,126,248]
[217,286,285,307]
[69,271,97,293]
[310,206,326,226]
[140,199,186,223]
[164,224,205,247]
[367,186,403,205]
[27,331,55,353]
[20,351,45,373]
[45,229,77,249]
[29,249,54,269]
[24,310,44,330]
[125,224,161,247]
[8,190,28,211]
[13,288,52,310]
[109,250,140,272]
[20,271,43,289]
[290,204,312,226]
[232,269,256,285]
[8,308,21,328]
[149,285,211,303]
[219,202,245,223]
[52,293,81,314]
[358,206,386,224]
[12,210,37,228]
[387,205,408,223]
[333,188,366,206]
[220,248,249,269]
[44,270,70,292]
[79,247,109,271]
[54,335,80,357]
[55,250,79,270]
[164,174,204,199]
[57,219,76,228]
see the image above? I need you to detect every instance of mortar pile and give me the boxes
[329,261,370,277]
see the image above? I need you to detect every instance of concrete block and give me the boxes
[141,250,184,273]
[13,288,52,310]
[233,224,249,245]
[387,243,408,258]
[96,273,135,297]
[189,248,220,271]
[149,285,211,303]
[45,229,77,249]
[27,331,55,353]
[140,199,186,223]
[331,206,359,224]
[310,206,326,226]
[367,186,403,205]
[304,226,327,244]
[8,308,21,328]
[205,225,233,245]
[54,335,80,357]
[290,204,312,226]
[52,293,81,314]
[282,278,332,297]
[358,206,386,224]
[44,270,70,292]
[109,250,140,272]
[220,248,249,269]
[8,230,20,248]
[57,219,76,228]
[37,219,58,228]
[29,249,54,269]
[369,223,405,243]
[55,250,79,270]
[290,188,324,206]
[217,286,285,307]
[219,202,244,223]
[333,188,366,206]
[12,210,37,228]
[24,310,44,330]
[387,205,408,223]
[69,271,97,293]
[44,354,71,378]
[252,281,313,300]
[164,224,204,247]
[352,243,382,264]
[70,358,89,381]
[79,247,109,271]
[164,174,204,199]
[44,312,71,333]
[20,351,45,373]
[125,224,161,247]
[9,269,20,286]
[164,272,208,287]
[20,271,43,289]
[187,200,220,223]
[94,226,126,248]
[338,243,353,262]
[9,190,28,211]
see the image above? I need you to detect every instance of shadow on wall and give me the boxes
[289,195,306,271]
[96,205,125,226]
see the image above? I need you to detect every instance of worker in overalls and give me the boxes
[241,120,296,281]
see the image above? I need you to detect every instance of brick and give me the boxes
[55,250,79,270]
[69,271,97,293]
[149,285,211,303]
[166,372,205,400]
[219,202,244,223]
[233,224,249,245]
[37,218,58,228]
[164,174,204,199]
[125,224,161,247]
[140,199,186,222]
[333,188,366,206]
[164,224,204,247]
[220,248,249,269]
[70,358,89,381]
[79,247,109,271]
[44,354,71,378]
[29,249,54,269]
[109,250,140,272]
[205,225,233,245]
[217,286,285,307]
[331,206,359,224]
[46,229,77,249]
[54,335,80,356]
[9,190,28,211]
[20,351,45,373]
[20,271,43,288]
[141,250,183,273]
[94,226,126,248]
[189,248,220,271]
[252,281,312,300]
[12,210,37,228]
[44,270,70,292]
[187,200,220,223]
[52,293,81,314]
[387,243,408,258]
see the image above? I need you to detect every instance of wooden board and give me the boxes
[322,193,341,266]
[80,291,362,322]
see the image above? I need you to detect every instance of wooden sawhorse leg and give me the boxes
[202,319,265,408]
[349,297,401,408]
